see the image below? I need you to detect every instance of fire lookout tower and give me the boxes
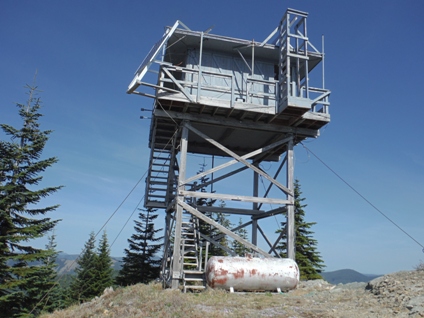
[128,8,330,290]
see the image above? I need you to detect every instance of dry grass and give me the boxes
[40,283,302,318]
[415,260,424,271]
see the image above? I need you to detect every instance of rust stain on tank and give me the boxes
[212,277,228,287]
[217,268,228,276]
[218,259,224,263]
[233,269,244,279]
[250,269,257,276]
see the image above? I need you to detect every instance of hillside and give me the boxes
[41,270,424,317]
[322,269,380,284]
[56,253,122,275]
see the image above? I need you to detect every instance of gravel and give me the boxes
[272,270,424,317]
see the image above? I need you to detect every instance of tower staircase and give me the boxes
[145,120,179,209]
[180,211,206,292]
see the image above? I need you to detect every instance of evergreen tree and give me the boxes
[94,231,114,294]
[214,200,231,256]
[42,234,64,312]
[116,208,163,286]
[68,231,114,303]
[276,180,325,280]
[0,83,62,317]
[195,163,231,257]
[231,217,250,256]
[69,232,98,303]
[23,234,63,315]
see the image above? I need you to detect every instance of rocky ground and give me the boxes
[287,270,424,317]
[44,270,424,318]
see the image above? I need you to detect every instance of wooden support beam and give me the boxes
[183,135,292,186]
[254,113,264,122]
[189,165,249,192]
[257,224,280,257]
[252,206,287,220]
[269,226,286,256]
[198,233,236,256]
[179,201,272,258]
[171,124,189,289]
[252,166,259,246]
[185,122,293,196]
[153,109,319,138]
[218,128,235,144]
[286,137,295,260]
[257,156,287,210]
[213,220,253,243]
[179,190,291,205]
[197,205,264,215]
[162,68,195,103]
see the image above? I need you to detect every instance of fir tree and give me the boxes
[231,217,250,256]
[214,200,231,256]
[0,83,62,317]
[116,208,163,286]
[195,163,231,257]
[276,180,325,280]
[41,234,64,312]
[23,234,63,316]
[69,232,98,303]
[68,231,114,303]
[94,231,114,294]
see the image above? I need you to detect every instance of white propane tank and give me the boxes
[205,256,299,292]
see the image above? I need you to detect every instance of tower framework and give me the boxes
[128,8,330,290]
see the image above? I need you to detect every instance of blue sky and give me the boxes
[1,0,423,275]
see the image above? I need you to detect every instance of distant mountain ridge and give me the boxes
[321,269,381,284]
[56,253,123,275]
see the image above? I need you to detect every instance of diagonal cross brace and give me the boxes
[179,200,272,258]
[162,68,195,103]
[183,135,292,186]
[184,122,293,197]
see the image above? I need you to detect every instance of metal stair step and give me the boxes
[148,187,168,192]
[150,169,169,173]
[149,181,168,185]
[183,251,197,255]
[183,285,206,292]
[149,176,168,180]
[152,156,171,160]
[184,277,204,282]
[151,163,171,167]
[184,270,204,275]
[147,194,167,198]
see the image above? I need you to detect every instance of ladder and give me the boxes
[181,212,206,292]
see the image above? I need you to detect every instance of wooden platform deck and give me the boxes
[151,96,329,161]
